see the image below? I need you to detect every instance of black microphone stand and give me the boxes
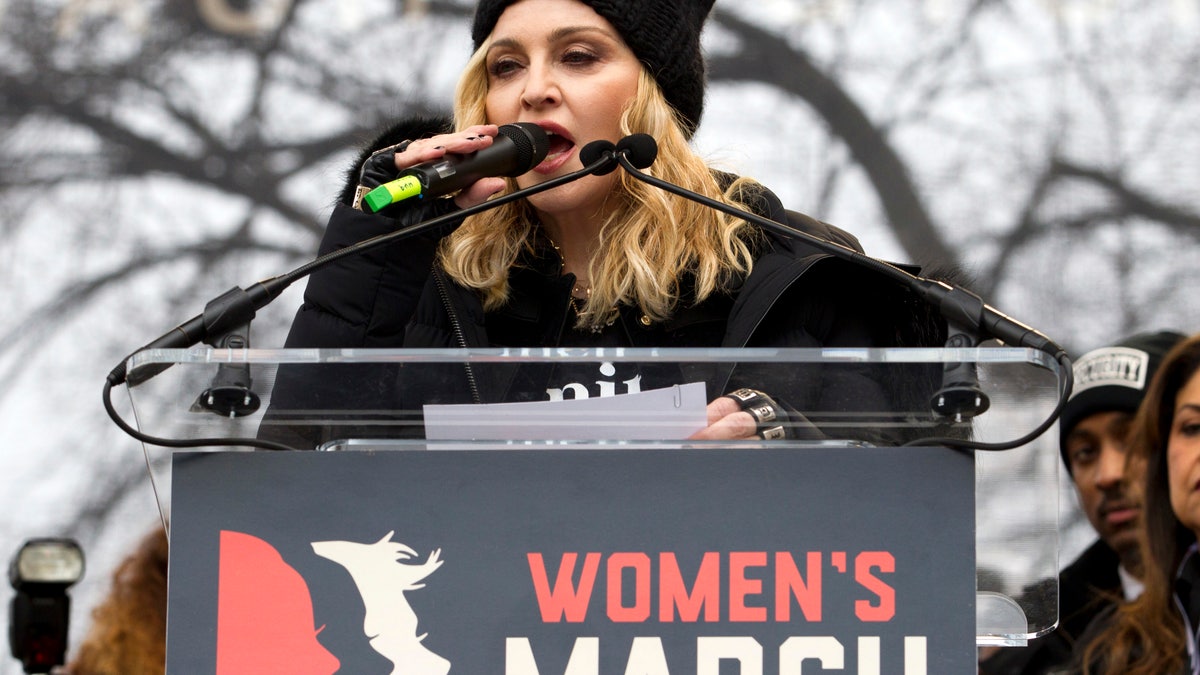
[103,147,623,451]
[611,143,1073,451]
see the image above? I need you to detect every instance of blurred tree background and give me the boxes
[2,0,1199,666]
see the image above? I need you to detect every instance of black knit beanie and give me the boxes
[471,0,716,138]
[1059,330,1187,473]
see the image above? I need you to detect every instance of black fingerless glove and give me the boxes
[351,140,412,211]
[338,115,453,208]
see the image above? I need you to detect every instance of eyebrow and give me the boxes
[1066,427,1096,442]
[487,25,618,53]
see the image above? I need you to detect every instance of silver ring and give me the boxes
[746,403,777,424]
[759,425,786,440]
[726,388,758,403]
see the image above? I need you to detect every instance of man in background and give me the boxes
[980,330,1186,674]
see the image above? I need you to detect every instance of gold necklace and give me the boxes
[543,231,590,297]
[567,286,589,309]
[543,229,619,332]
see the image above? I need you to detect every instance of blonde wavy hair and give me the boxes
[439,41,763,330]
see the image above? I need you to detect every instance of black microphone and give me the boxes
[578,140,618,175]
[610,133,1069,426]
[615,134,657,169]
[361,122,551,213]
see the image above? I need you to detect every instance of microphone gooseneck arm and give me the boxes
[107,143,621,389]
[613,150,1063,358]
[103,141,622,450]
[611,139,1073,451]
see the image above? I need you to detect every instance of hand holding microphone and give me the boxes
[359,122,551,213]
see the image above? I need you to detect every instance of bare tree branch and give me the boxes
[1051,158,1200,235]
[709,9,956,269]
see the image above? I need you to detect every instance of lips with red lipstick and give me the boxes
[531,122,576,175]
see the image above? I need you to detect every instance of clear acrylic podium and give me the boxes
[120,345,1065,670]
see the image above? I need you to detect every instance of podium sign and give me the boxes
[168,446,975,673]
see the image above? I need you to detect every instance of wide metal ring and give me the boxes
[724,388,786,440]
[759,425,787,440]
[726,388,759,404]
[746,403,777,424]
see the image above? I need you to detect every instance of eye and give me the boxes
[1175,406,1200,436]
[487,57,523,79]
[1069,443,1098,468]
[561,48,600,67]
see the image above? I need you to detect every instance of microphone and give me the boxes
[609,134,1069,426]
[578,140,618,175]
[361,122,551,213]
[615,134,657,169]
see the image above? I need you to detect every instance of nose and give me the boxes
[1094,442,1128,491]
[521,62,561,110]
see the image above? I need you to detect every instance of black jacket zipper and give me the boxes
[433,267,483,405]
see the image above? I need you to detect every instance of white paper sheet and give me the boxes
[423,382,708,441]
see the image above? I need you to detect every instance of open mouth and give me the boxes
[527,122,577,175]
[544,131,575,159]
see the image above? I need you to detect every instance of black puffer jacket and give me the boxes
[262,118,949,448]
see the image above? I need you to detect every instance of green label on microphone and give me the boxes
[363,175,423,213]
